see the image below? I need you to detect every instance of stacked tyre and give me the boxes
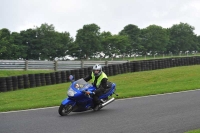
[17,75,24,89]
[61,71,67,83]
[55,71,61,84]
[28,74,36,88]
[50,72,56,85]
[23,75,30,88]
[0,77,7,92]
[45,73,51,85]
[6,77,13,91]
[79,69,85,79]
[12,76,18,91]
[40,73,46,86]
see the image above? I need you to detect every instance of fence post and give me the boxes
[105,60,108,66]
[81,60,84,68]
[25,60,28,71]
[54,61,58,71]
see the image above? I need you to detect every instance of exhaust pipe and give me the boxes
[101,97,115,107]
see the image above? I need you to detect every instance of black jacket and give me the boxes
[84,72,108,92]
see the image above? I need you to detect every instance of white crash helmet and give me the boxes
[92,64,102,77]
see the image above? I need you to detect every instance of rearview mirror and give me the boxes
[69,75,74,82]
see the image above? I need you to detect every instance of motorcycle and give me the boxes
[58,75,118,116]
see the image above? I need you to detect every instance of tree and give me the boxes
[100,32,129,60]
[196,35,200,52]
[75,23,101,59]
[119,24,141,56]
[168,22,196,54]
[100,31,112,58]
[140,25,169,56]
[54,31,74,60]
[0,28,13,59]
[9,32,25,59]
[19,23,74,60]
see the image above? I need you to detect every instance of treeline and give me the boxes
[0,22,200,60]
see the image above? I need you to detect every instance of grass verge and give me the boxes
[185,129,200,133]
[0,70,53,77]
[0,65,200,112]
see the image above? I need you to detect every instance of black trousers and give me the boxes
[93,89,103,106]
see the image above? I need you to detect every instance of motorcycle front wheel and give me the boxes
[58,104,73,116]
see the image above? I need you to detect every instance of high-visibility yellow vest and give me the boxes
[91,72,107,88]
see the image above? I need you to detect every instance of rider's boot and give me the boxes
[93,104,102,111]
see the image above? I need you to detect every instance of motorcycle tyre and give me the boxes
[58,104,73,116]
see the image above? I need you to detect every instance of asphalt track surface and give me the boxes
[1,89,200,133]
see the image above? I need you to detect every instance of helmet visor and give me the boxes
[93,70,100,74]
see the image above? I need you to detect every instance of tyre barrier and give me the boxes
[149,60,153,70]
[35,74,41,87]
[61,71,67,83]
[164,59,170,68]
[197,56,200,64]
[23,75,30,89]
[130,62,136,72]
[112,64,118,75]
[50,72,56,85]
[158,60,163,69]
[144,61,149,71]
[189,57,195,65]
[70,70,76,80]
[155,60,159,69]
[84,68,89,76]
[117,64,122,74]
[123,63,128,73]
[40,73,46,86]
[74,69,80,80]
[151,60,156,70]
[79,69,85,79]
[103,66,109,76]
[184,57,189,66]
[88,67,92,73]
[1,56,200,92]
[12,76,18,91]
[28,74,36,88]
[55,71,61,84]
[17,75,24,89]
[118,64,123,73]
[0,77,7,92]
[66,70,71,82]
[126,62,131,72]
[135,61,141,72]
[108,65,113,76]
[45,73,51,85]
[169,59,174,67]
[6,77,13,91]
[140,61,146,71]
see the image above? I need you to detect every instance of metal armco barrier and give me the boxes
[0,56,200,92]
[0,60,128,71]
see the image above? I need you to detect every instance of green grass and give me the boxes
[185,129,200,133]
[0,65,200,112]
[0,70,54,77]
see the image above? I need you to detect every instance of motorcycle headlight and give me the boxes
[67,88,77,97]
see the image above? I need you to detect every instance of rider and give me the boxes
[84,64,108,111]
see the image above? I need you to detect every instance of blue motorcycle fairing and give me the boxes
[99,83,116,99]
[61,98,76,106]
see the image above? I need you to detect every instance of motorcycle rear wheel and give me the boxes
[58,104,73,116]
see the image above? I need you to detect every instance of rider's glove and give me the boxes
[85,91,95,95]
[85,91,90,95]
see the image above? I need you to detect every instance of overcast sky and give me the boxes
[1,0,200,38]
